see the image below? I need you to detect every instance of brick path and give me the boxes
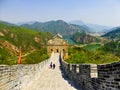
[22,53,81,90]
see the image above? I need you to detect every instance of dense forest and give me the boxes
[66,41,120,64]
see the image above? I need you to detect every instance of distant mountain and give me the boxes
[0,20,16,26]
[69,20,111,33]
[71,32,100,44]
[20,20,103,44]
[16,21,38,25]
[102,27,120,40]
[86,24,111,33]
[20,20,90,36]
[69,20,85,26]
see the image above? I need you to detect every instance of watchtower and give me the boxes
[47,34,68,59]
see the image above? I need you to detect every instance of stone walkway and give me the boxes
[22,53,81,90]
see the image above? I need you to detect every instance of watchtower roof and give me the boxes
[47,33,68,46]
[53,33,62,38]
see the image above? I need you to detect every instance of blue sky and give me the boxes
[0,0,120,26]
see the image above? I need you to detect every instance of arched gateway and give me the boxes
[47,33,68,59]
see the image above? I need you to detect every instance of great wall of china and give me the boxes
[60,55,120,90]
[0,59,50,90]
[0,53,120,90]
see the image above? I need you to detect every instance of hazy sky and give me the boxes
[0,0,120,26]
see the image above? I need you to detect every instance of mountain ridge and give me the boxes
[20,20,90,36]
[102,27,120,40]
[69,20,112,33]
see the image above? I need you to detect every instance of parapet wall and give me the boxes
[0,59,50,90]
[97,62,120,90]
[60,56,120,90]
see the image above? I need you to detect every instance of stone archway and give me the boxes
[57,49,59,53]
[51,49,53,52]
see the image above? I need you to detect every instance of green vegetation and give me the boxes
[0,48,49,65]
[67,35,120,64]
[1,20,120,65]
[23,48,49,64]
[102,27,120,39]
[0,48,16,65]
[0,22,53,52]
[82,44,101,51]
[66,47,120,64]
[100,41,120,56]
[0,21,53,65]
[71,32,100,44]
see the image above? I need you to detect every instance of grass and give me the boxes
[23,48,49,64]
[82,44,101,51]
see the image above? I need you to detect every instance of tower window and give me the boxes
[57,49,59,52]
[51,49,53,51]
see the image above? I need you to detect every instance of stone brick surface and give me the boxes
[22,53,81,90]
[0,52,120,90]
[0,58,50,90]
[0,53,81,90]
[60,55,120,90]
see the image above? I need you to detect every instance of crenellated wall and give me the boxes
[96,62,120,90]
[0,53,120,90]
[60,55,120,90]
[0,59,50,90]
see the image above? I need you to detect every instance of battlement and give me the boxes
[0,53,120,90]
[0,59,50,90]
[60,56,120,90]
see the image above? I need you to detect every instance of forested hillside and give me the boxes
[71,32,101,44]
[102,27,120,40]
[66,45,120,64]
[0,21,53,65]
[100,41,120,56]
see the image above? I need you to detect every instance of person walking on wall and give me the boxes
[53,64,55,69]
[50,62,52,69]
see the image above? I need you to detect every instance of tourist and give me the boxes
[53,64,55,69]
[50,62,52,69]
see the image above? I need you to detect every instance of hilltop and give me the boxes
[20,20,89,36]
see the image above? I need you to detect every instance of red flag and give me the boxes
[18,51,22,64]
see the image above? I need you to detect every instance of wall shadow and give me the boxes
[59,57,82,90]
